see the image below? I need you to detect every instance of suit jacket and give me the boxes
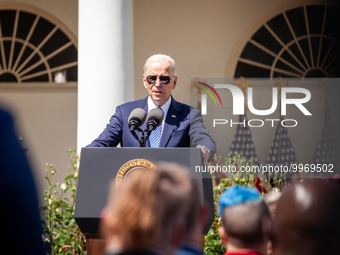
[87,96,216,161]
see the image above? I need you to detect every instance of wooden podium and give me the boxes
[74,147,214,255]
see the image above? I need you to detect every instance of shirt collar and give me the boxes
[147,96,171,121]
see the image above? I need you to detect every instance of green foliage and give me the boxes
[203,153,285,255]
[41,148,86,255]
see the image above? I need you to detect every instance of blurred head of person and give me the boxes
[263,191,281,255]
[263,191,281,220]
[101,163,192,255]
[176,178,208,255]
[273,180,340,255]
[219,185,272,255]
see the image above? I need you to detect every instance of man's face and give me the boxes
[143,59,177,107]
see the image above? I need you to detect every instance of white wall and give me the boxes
[0,84,77,202]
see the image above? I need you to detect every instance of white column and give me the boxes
[77,0,134,152]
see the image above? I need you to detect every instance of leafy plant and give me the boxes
[40,148,86,255]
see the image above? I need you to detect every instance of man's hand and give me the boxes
[196,145,210,166]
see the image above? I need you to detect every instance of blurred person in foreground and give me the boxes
[0,108,45,255]
[273,180,340,255]
[218,185,272,255]
[176,178,208,255]
[263,191,281,255]
[263,191,281,220]
[101,162,192,255]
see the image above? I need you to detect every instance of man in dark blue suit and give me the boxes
[88,54,216,164]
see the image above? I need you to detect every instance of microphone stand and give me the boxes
[130,122,158,147]
[139,127,155,147]
[130,127,146,147]
[139,128,146,147]
[144,128,152,143]
[130,129,139,142]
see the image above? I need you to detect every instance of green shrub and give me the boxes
[40,148,86,255]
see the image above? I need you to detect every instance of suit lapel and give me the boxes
[139,98,148,131]
[159,98,181,147]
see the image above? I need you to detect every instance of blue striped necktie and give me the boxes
[149,107,163,148]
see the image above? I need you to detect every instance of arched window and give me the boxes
[0,8,77,82]
[234,5,339,78]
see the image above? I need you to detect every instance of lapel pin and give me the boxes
[172,115,176,118]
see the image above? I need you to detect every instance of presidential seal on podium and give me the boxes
[116,159,157,184]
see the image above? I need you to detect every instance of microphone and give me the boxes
[146,108,164,131]
[128,108,146,131]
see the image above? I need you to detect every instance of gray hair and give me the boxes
[143,54,177,77]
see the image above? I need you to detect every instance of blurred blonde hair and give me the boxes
[104,162,191,250]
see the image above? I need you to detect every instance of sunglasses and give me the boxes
[145,75,172,85]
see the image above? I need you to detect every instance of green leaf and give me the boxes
[65,174,74,181]
[64,187,72,193]
[40,149,86,254]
